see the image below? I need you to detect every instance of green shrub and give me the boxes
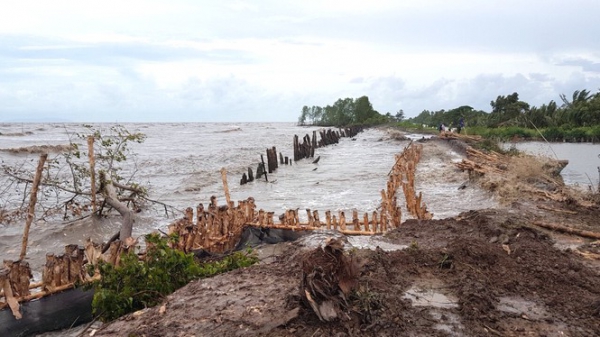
[473,138,504,153]
[87,233,258,321]
[586,126,600,142]
[565,127,588,142]
[541,127,563,141]
[503,126,536,139]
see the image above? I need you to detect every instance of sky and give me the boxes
[0,0,599,123]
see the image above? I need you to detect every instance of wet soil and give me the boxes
[93,202,600,337]
[91,138,600,337]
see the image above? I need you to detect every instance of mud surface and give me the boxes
[94,204,600,337]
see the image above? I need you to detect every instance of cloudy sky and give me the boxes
[1,0,599,122]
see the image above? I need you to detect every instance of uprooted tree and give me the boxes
[1,124,160,243]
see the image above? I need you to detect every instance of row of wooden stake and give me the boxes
[0,239,117,316]
[386,142,433,220]
[294,127,362,162]
[169,142,431,254]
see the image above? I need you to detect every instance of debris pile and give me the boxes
[300,238,361,321]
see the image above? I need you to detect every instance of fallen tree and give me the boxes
[0,124,175,238]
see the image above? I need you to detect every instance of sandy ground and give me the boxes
[86,138,600,337]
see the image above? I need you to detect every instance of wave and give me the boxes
[0,131,34,136]
[0,144,73,154]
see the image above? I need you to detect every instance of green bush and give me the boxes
[541,127,563,141]
[586,126,600,142]
[503,126,536,139]
[565,127,588,142]
[88,233,258,321]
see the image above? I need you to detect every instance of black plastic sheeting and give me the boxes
[0,287,94,337]
[235,227,311,249]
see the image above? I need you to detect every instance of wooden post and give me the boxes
[325,211,332,230]
[339,211,346,230]
[306,209,314,228]
[380,189,388,222]
[372,211,378,233]
[260,155,269,182]
[247,167,254,182]
[313,210,321,227]
[87,136,97,213]
[42,253,55,290]
[220,168,231,206]
[351,210,359,231]
[256,163,264,179]
[65,244,80,283]
[1,269,21,319]
[60,254,70,285]
[381,213,387,232]
[196,204,205,226]
[293,135,299,161]
[20,153,47,260]
[293,209,299,227]
[52,257,61,287]
[363,213,370,232]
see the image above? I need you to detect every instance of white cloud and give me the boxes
[1,0,599,122]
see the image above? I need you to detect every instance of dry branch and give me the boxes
[20,153,47,260]
[532,222,600,240]
[88,136,97,213]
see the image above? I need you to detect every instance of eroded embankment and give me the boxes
[93,207,600,337]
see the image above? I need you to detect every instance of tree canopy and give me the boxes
[298,89,600,136]
[406,89,600,130]
[298,96,388,126]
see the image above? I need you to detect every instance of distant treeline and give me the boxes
[406,89,600,141]
[298,89,600,142]
[297,96,393,127]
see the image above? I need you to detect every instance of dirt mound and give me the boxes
[93,208,600,337]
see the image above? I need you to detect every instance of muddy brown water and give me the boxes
[1,123,497,272]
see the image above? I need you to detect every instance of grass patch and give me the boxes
[87,233,258,322]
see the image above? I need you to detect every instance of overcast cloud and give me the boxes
[1,0,599,122]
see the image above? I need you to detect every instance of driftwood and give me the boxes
[99,171,134,241]
[455,147,506,175]
[439,131,482,142]
[532,222,600,240]
[301,238,360,321]
[536,205,578,215]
